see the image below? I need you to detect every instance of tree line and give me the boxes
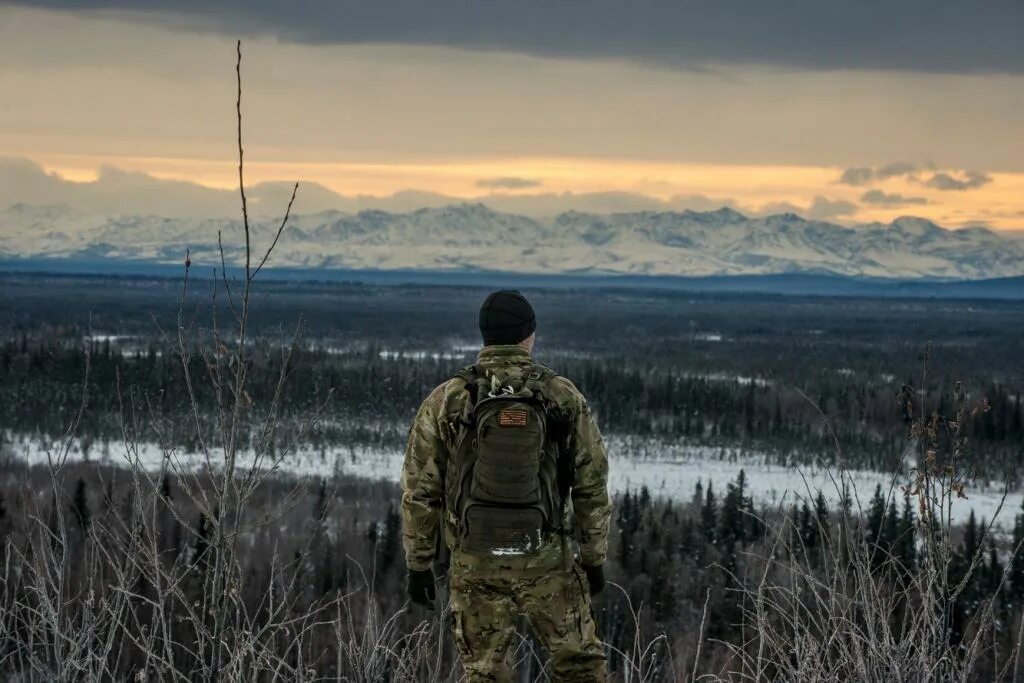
[2,334,1022,479]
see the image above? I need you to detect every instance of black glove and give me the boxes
[407,568,436,607]
[582,563,606,596]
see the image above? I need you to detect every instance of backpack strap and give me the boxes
[523,364,576,516]
[453,364,483,427]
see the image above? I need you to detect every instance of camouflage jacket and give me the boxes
[401,344,612,572]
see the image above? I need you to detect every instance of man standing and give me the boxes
[401,290,612,682]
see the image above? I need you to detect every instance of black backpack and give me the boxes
[447,364,572,555]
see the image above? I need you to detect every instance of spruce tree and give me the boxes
[866,485,885,566]
[962,510,980,564]
[798,502,816,551]
[882,500,900,555]
[958,510,981,609]
[700,481,717,544]
[70,477,91,535]
[376,504,401,576]
[618,490,634,566]
[717,473,749,568]
[986,538,1003,597]
[814,491,829,541]
[898,493,917,573]
[679,517,694,559]
[639,485,651,512]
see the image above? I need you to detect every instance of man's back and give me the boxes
[400,291,612,681]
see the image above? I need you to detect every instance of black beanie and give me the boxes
[479,290,536,345]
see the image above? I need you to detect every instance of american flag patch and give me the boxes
[498,408,529,427]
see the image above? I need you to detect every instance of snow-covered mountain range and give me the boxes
[2,202,1023,280]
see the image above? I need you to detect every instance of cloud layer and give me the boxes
[0,157,853,223]
[7,0,1024,73]
[925,171,992,191]
[837,164,993,195]
[860,190,928,207]
[475,177,542,190]
[838,162,920,186]
[7,156,1024,232]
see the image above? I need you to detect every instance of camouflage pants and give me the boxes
[449,558,607,682]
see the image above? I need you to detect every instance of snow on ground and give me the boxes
[6,432,1019,529]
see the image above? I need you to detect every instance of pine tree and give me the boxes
[692,480,704,509]
[865,485,885,564]
[956,510,982,610]
[638,485,651,512]
[617,490,635,566]
[797,502,816,551]
[787,504,800,558]
[717,474,749,568]
[985,538,1003,596]
[376,504,401,576]
[814,491,829,541]
[718,479,742,545]
[70,477,91,535]
[679,517,695,559]
[700,481,717,544]
[962,510,980,564]
[882,500,900,554]
[315,478,329,523]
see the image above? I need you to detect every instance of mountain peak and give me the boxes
[891,216,941,236]
[709,207,747,222]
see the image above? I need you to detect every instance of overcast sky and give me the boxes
[1,2,1022,228]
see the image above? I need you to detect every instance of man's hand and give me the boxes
[582,563,605,596]
[407,568,436,607]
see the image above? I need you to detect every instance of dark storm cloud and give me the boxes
[838,162,919,186]
[476,177,542,190]
[924,171,992,191]
[860,189,928,206]
[6,0,1024,73]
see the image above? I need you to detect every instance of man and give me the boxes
[401,290,612,682]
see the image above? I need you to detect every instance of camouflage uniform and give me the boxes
[401,344,612,682]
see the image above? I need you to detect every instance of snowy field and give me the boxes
[6,431,1020,530]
